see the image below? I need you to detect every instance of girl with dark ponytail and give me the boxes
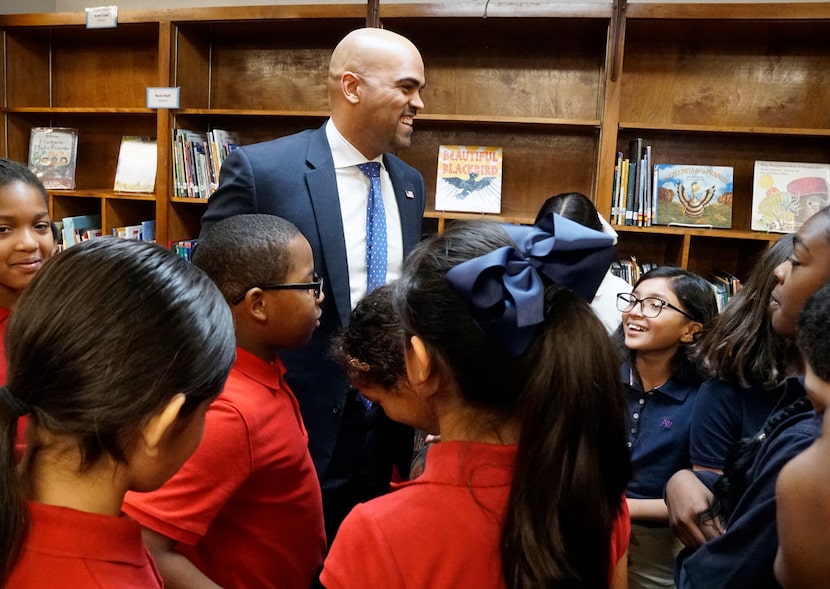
[321,214,631,589]
[0,238,235,587]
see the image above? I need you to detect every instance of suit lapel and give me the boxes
[305,127,352,326]
[384,154,422,254]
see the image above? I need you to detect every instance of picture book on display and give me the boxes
[28,127,79,189]
[113,136,157,193]
[653,164,734,228]
[435,145,503,214]
[751,161,830,233]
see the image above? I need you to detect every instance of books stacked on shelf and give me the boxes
[171,239,198,261]
[653,164,734,228]
[710,270,742,311]
[610,257,657,286]
[610,138,653,227]
[434,145,503,214]
[61,214,101,249]
[751,161,830,233]
[112,220,156,242]
[172,128,239,199]
[113,136,157,193]
[208,129,240,188]
[28,127,79,190]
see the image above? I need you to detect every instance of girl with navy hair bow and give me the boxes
[321,214,632,589]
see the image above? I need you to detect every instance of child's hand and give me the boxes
[665,469,722,548]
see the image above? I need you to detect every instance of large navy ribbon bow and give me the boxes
[445,213,616,356]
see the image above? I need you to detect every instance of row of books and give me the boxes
[172,128,240,199]
[57,214,156,250]
[610,139,830,234]
[171,239,198,261]
[610,258,657,287]
[610,139,655,227]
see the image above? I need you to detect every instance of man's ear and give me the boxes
[681,321,703,344]
[140,393,186,457]
[341,71,361,104]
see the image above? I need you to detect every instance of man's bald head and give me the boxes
[328,28,420,86]
[327,28,425,159]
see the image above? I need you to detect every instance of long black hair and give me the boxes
[0,238,236,582]
[395,220,631,588]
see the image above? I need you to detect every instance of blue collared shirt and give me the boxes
[623,363,701,500]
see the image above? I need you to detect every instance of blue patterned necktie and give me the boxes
[357,162,387,294]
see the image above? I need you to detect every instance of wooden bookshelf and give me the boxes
[0,3,827,280]
[596,3,830,278]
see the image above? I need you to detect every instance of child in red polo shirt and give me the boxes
[321,215,632,589]
[123,214,326,589]
[0,159,57,455]
[1,238,236,587]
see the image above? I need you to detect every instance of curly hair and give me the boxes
[332,284,405,391]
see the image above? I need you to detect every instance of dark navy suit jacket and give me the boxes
[200,123,425,484]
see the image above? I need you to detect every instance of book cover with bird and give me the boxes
[653,164,733,228]
[435,145,503,214]
[751,161,830,233]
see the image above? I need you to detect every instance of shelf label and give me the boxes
[146,87,181,109]
[85,6,118,29]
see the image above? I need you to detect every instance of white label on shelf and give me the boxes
[146,87,181,110]
[85,6,118,29]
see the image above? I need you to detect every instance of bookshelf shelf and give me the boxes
[618,123,830,139]
[6,107,157,115]
[0,3,826,279]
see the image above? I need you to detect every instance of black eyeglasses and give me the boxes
[231,273,324,305]
[616,292,695,320]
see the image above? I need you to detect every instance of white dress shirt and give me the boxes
[326,119,404,309]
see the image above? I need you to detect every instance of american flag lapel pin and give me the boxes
[405,190,415,199]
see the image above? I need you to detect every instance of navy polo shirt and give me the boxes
[623,363,701,501]
[676,394,818,589]
[690,377,785,470]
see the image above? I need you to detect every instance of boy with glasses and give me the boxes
[123,214,326,589]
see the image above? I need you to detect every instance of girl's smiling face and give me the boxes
[622,276,701,355]
[0,181,55,308]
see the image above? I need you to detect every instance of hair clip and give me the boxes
[346,356,371,372]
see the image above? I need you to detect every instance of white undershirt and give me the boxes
[325,119,404,309]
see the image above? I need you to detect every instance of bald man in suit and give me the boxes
[200,28,426,542]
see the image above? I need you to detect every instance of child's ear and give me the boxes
[237,289,269,323]
[140,393,187,457]
[681,321,703,344]
[406,335,439,398]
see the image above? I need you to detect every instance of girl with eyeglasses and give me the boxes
[614,266,719,589]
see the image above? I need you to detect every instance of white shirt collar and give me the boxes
[325,118,384,169]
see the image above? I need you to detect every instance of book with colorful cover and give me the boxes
[653,164,734,228]
[435,145,503,214]
[113,136,157,193]
[751,161,830,233]
[28,127,79,189]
